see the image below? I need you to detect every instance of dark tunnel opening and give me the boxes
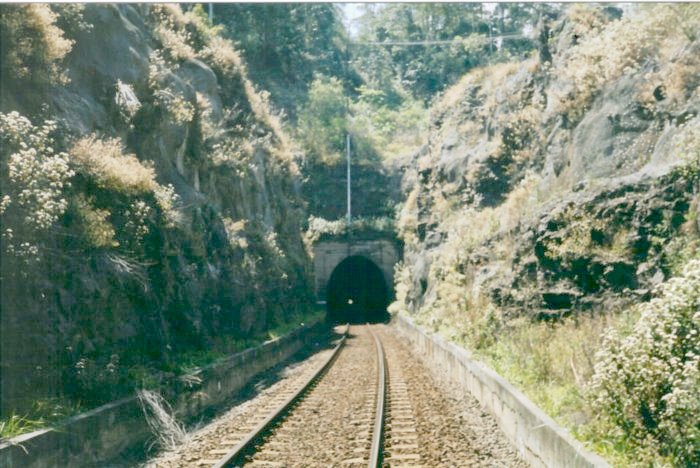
[326,255,390,324]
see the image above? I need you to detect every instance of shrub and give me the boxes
[185,4,224,50]
[209,136,253,170]
[223,217,248,249]
[197,34,291,160]
[69,136,179,230]
[150,3,224,63]
[0,112,73,259]
[589,258,700,465]
[0,4,73,87]
[51,4,92,39]
[542,207,611,262]
[145,51,196,126]
[149,4,195,62]
[72,194,117,248]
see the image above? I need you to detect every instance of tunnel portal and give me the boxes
[326,255,389,323]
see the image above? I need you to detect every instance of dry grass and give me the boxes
[407,295,646,465]
[393,173,544,351]
[70,137,158,195]
[396,185,419,243]
[154,23,195,61]
[0,4,73,84]
[393,6,700,466]
[197,32,296,172]
[150,5,194,62]
[551,4,700,120]
[435,61,522,116]
[147,4,297,175]
[69,136,181,227]
[137,389,188,451]
[223,217,248,249]
[153,3,188,27]
[199,35,243,76]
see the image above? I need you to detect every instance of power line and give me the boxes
[352,32,527,47]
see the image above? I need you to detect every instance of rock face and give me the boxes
[0,5,313,412]
[394,6,700,327]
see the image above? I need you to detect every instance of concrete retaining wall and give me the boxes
[393,314,609,468]
[0,324,317,467]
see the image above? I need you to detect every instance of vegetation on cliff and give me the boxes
[391,4,700,465]
[1,4,698,465]
[0,3,316,433]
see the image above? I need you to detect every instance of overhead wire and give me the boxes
[351,32,527,47]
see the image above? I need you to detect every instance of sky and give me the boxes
[339,3,365,38]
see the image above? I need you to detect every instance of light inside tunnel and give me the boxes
[326,255,389,323]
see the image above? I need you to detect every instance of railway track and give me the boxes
[201,324,390,468]
[148,323,524,468]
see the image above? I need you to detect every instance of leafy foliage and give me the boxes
[297,75,349,164]
[350,84,428,160]
[216,3,355,120]
[354,4,549,101]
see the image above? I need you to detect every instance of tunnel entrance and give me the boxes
[326,255,389,323]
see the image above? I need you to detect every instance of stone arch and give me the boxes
[313,239,400,308]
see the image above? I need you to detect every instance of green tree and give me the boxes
[354,3,553,100]
[297,75,348,163]
[215,3,358,120]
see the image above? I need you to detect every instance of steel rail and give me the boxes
[367,325,387,468]
[212,324,350,468]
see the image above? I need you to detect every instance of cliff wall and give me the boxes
[0,4,313,413]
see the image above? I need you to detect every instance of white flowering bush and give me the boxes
[124,200,152,243]
[0,112,74,258]
[264,230,285,259]
[154,183,180,227]
[589,258,700,465]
